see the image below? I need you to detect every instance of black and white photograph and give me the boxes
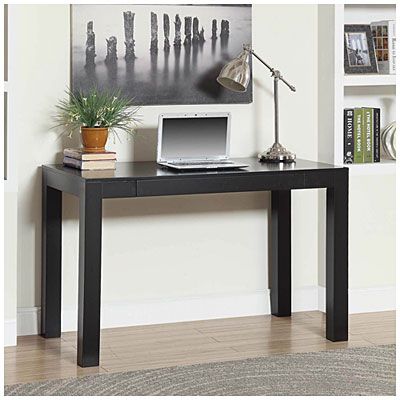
[71,4,252,105]
[345,32,371,66]
[343,24,378,74]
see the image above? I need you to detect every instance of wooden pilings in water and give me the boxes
[192,17,205,45]
[184,17,192,46]
[199,27,205,44]
[105,36,118,63]
[211,19,217,40]
[123,11,136,61]
[192,17,200,44]
[220,19,230,38]
[150,12,158,53]
[220,19,229,48]
[85,21,96,66]
[173,14,182,47]
[84,13,231,63]
[163,13,170,51]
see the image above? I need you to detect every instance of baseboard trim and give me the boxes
[349,286,396,313]
[317,286,396,314]
[15,286,395,337]
[4,319,17,346]
[17,290,271,336]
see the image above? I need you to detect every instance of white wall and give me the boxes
[6,4,394,340]
[348,174,396,288]
[4,4,19,346]
[4,192,18,345]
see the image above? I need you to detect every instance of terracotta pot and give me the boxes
[81,127,109,153]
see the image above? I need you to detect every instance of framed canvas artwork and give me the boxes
[71,4,252,105]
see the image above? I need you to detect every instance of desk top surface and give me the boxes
[43,158,344,181]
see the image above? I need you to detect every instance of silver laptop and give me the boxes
[157,112,248,170]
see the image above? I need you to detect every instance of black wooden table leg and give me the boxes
[77,183,103,367]
[270,190,291,317]
[41,171,62,338]
[326,170,348,341]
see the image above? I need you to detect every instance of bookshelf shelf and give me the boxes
[345,160,396,176]
[318,4,396,177]
[344,74,396,87]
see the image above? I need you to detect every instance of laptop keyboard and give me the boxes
[172,161,233,166]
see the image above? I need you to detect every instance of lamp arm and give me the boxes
[244,45,296,92]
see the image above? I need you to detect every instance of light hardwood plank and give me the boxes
[5,366,106,386]
[4,311,395,386]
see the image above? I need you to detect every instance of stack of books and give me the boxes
[63,148,116,170]
[343,108,380,164]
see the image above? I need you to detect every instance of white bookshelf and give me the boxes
[318,4,396,177]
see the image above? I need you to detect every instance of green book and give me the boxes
[353,108,363,163]
[363,108,373,163]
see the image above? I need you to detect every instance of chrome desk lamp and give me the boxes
[217,44,296,163]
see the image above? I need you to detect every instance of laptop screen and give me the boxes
[160,117,228,160]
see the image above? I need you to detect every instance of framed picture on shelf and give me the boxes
[371,20,396,75]
[344,24,378,74]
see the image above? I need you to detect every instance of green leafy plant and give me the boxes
[54,87,141,140]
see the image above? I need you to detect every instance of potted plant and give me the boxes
[55,88,140,153]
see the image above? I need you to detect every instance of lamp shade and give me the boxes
[216,50,251,92]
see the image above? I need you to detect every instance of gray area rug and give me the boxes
[5,345,395,396]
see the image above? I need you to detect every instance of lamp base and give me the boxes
[258,142,296,163]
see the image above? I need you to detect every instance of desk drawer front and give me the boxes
[137,173,304,197]
[102,181,137,198]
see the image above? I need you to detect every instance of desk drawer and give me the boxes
[102,181,137,198]
[136,173,305,197]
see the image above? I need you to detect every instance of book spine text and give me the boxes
[389,21,396,74]
[343,109,354,164]
[354,108,363,164]
[363,108,373,163]
[373,108,381,162]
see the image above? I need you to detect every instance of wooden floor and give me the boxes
[4,311,395,385]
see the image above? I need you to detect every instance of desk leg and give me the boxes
[326,173,348,341]
[270,190,291,317]
[77,183,102,367]
[41,178,62,338]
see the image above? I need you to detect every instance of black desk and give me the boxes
[41,158,348,367]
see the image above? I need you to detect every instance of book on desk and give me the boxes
[63,148,116,170]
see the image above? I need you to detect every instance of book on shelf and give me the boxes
[371,20,396,75]
[343,109,354,164]
[353,108,363,164]
[63,157,116,170]
[373,108,380,162]
[343,107,381,164]
[363,108,373,163]
[64,148,116,161]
